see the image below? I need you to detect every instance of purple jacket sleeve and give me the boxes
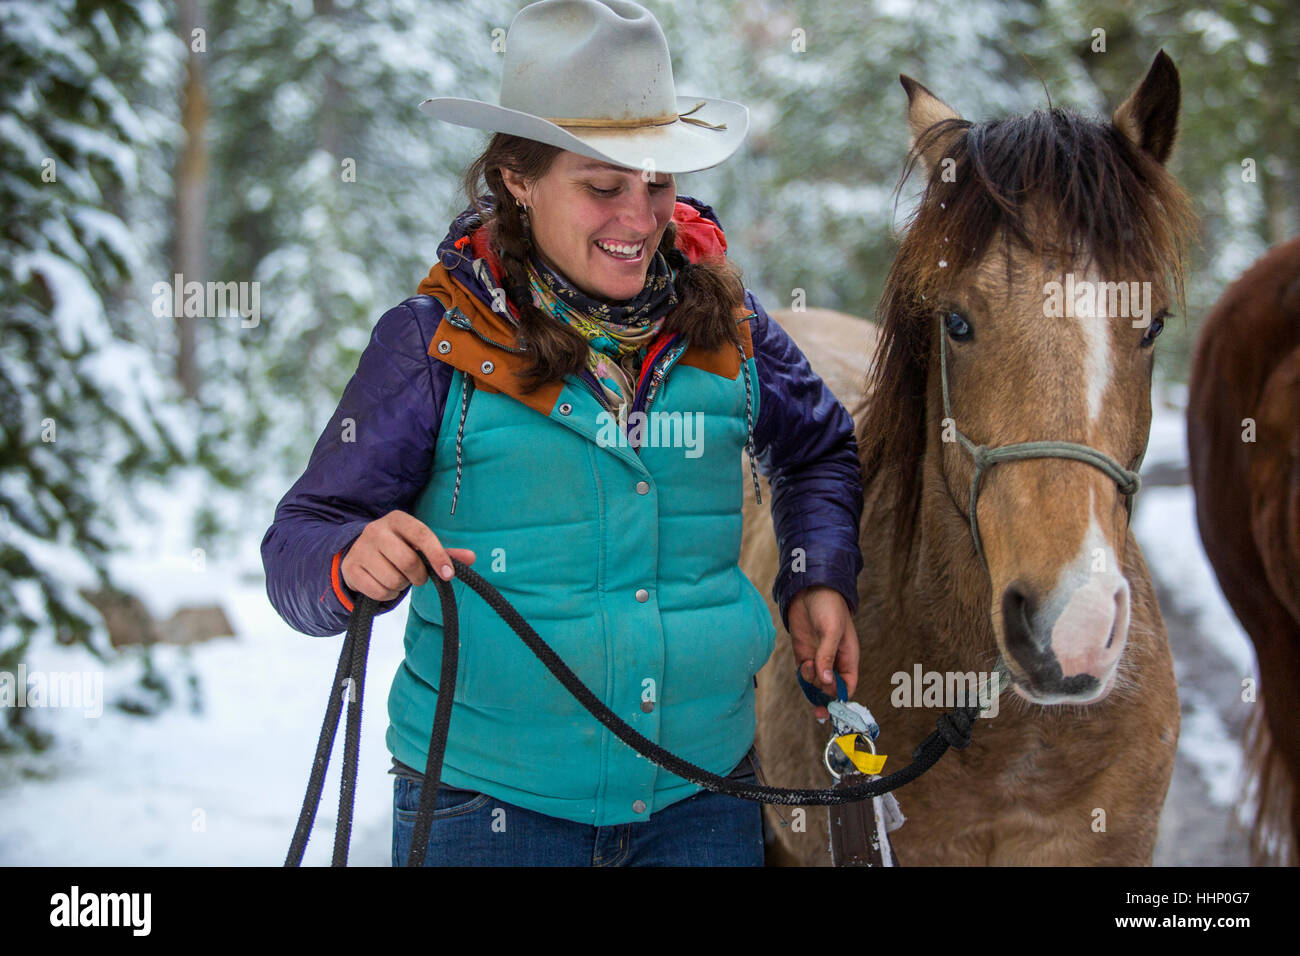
[261,296,454,636]
[746,291,865,632]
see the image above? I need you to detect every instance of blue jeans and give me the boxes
[391,750,765,866]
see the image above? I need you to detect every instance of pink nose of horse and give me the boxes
[1002,577,1130,700]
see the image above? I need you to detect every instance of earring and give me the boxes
[517,197,530,232]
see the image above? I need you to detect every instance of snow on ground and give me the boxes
[0,380,1260,865]
[1141,381,1253,675]
[1138,381,1256,830]
[0,472,408,866]
[0,583,410,866]
[1134,486,1257,685]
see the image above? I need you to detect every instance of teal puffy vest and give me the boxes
[384,278,777,826]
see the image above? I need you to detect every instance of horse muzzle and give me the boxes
[999,575,1131,705]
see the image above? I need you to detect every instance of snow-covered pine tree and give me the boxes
[0,0,185,748]
[193,0,515,549]
[690,0,1103,318]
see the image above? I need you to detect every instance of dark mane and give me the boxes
[856,106,1197,568]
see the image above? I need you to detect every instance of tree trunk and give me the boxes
[173,0,208,401]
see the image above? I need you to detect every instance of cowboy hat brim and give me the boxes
[419,94,748,174]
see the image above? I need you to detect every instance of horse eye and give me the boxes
[944,310,973,341]
[1140,312,1167,348]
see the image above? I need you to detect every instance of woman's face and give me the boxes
[502,150,677,302]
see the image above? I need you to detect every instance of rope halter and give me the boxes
[936,315,1144,569]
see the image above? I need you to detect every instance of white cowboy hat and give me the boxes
[419,0,748,174]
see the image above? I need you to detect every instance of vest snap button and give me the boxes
[480,360,494,374]
[437,340,451,354]
[632,800,647,814]
[559,402,572,415]
[635,588,648,603]
[636,481,650,494]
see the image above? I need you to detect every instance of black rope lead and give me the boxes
[285,554,979,867]
[284,591,374,866]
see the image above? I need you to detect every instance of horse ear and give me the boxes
[1112,50,1181,166]
[900,75,963,177]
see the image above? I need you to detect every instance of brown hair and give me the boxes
[461,133,747,393]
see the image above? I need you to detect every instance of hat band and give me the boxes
[543,100,726,131]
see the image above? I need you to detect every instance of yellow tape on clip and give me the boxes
[834,734,887,775]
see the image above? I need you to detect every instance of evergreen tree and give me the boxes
[0,0,186,748]
[193,0,517,550]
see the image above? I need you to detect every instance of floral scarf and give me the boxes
[523,251,678,415]
[444,204,682,416]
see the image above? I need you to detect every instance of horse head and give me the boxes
[863,52,1195,706]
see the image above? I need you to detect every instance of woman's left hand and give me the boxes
[787,586,860,721]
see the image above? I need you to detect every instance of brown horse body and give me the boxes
[1187,237,1300,866]
[745,308,1178,865]
[741,55,1194,865]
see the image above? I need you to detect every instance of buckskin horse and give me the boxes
[741,52,1195,865]
[1187,237,1300,866]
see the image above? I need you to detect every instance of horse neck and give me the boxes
[863,351,999,675]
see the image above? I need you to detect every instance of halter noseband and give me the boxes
[937,316,1144,568]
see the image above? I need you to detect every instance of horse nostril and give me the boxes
[1001,581,1041,661]
[1005,583,1033,629]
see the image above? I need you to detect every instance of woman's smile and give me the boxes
[593,237,646,261]
[504,151,676,301]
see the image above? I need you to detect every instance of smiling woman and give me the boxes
[260,0,866,868]
[456,135,748,399]
[509,154,677,300]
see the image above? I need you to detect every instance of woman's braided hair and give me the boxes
[461,133,747,394]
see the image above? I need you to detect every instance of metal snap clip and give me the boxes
[823,728,875,782]
[437,340,451,354]
[480,360,494,374]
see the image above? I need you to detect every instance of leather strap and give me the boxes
[828,772,900,867]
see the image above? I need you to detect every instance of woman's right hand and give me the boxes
[340,510,476,602]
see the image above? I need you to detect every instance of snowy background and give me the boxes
[0,386,1259,866]
[2,0,1292,866]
